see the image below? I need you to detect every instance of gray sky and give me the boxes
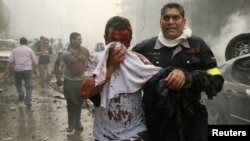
[3,0,116,51]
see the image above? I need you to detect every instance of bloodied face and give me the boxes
[105,28,132,48]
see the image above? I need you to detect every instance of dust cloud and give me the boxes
[2,0,116,51]
[209,13,250,64]
[118,0,250,65]
[2,0,250,60]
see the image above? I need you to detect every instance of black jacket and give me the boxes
[133,35,224,141]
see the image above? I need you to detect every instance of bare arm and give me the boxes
[81,46,125,99]
[81,65,116,99]
[32,64,38,75]
[4,62,11,76]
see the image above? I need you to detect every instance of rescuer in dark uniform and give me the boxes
[132,2,224,141]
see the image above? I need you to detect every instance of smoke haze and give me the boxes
[2,0,250,62]
[210,13,250,64]
[3,0,116,51]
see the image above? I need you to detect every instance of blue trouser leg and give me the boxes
[63,79,83,129]
[23,70,33,105]
[14,71,25,99]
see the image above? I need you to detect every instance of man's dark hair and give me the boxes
[20,37,28,45]
[69,32,81,43]
[161,2,185,18]
[104,16,132,36]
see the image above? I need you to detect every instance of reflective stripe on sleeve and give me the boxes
[206,67,222,75]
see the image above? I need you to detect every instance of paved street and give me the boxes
[0,75,94,141]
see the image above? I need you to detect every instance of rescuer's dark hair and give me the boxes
[161,2,185,18]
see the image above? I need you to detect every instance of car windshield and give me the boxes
[0,40,17,51]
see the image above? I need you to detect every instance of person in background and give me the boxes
[37,36,44,51]
[57,38,64,50]
[4,37,38,107]
[50,37,59,81]
[36,37,52,88]
[54,32,90,133]
[81,16,156,141]
[132,2,224,141]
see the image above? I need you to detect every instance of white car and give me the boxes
[225,33,250,61]
[0,39,18,73]
[206,54,250,124]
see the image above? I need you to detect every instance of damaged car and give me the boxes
[225,33,250,61]
[206,54,250,124]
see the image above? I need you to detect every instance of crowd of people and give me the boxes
[4,2,224,141]
[4,36,63,104]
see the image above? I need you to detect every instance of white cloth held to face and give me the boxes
[93,42,161,108]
